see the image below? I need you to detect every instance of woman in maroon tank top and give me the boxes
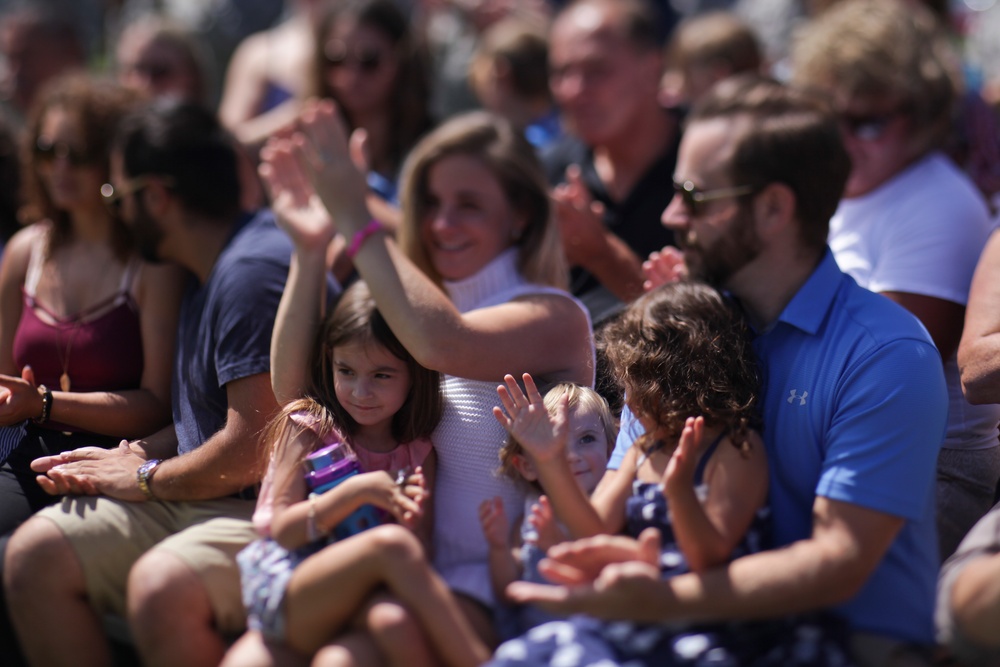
[0,74,185,535]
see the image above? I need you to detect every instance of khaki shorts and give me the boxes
[38,495,256,635]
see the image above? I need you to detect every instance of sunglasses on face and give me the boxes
[323,41,387,73]
[838,110,905,142]
[34,139,97,167]
[100,176,173,216]
[672,180,757,217]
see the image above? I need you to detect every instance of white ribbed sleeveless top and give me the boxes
[431,249,592,606]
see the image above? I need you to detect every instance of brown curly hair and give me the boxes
[600,281,761,452]
[21,73,140,260]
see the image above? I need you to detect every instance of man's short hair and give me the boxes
[115,101,240,220]
[556,0,663,52]
[689,75,850,252]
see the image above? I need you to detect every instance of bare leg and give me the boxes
[128,551,227,667]
[284,524,491,667]
[221,630,310,667]
[5,517,112,667]
[361,593,439,667]
[311,631,385,667]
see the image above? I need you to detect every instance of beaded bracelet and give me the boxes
[306,492,327,542]
[34,385,52,424]
[346,219,385,260]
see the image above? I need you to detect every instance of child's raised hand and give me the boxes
[478,496,510,550]
[528,495,567,552]
[662,416,704,496]
[493,373,568,464]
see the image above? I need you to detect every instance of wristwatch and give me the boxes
[137,459,162,500]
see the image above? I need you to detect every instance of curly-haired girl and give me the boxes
[495,280,767,576]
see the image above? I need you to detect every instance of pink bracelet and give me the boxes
[346,219,385,259]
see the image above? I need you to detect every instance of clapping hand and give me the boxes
[259,137,337,250]
[504,528,665,620]
[479,496,510,550]
[642,245,688,291]
[289,100,371,239]
[528,495,566,551]
[662,416,704,497]
[552,165,607,267]
[493,373,568,465]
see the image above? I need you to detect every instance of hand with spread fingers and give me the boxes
[493,372,569,466]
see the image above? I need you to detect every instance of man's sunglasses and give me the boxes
[100,176,173,216]
[672,180,757,217]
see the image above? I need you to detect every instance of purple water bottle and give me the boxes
[304,438,384,540]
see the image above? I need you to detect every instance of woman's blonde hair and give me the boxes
[398,111,567,290]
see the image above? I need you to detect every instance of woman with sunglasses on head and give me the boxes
[0,74,185,539]
[792,0,1000,562]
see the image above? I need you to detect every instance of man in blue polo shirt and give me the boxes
[505,76,948,665]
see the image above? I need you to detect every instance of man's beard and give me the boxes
[678,208,762,288]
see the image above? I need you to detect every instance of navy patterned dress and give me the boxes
[487,435,856,667]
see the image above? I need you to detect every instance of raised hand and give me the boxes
[493,373,568,465]
[552,165,607,267]
[289,100,371,238]
[259,137,337,250]
[528,495,566,551]
[642,245,688,291]
[478,496,510,550]
[662,416,703,497]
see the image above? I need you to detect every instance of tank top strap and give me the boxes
[116,255,141,304]
[23,230,47,299]
[693,429,729,486]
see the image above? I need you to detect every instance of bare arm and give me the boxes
[509,497,903,624]
[479,496,523,602]
[663,420,768,573]
[553,166,645,303]
[29,372,277,500]
[273,104,594,385]
[948,552,1000,649]
[958,230,1000,404]
[881,291,964,361]
[147,372,278,500]
[0,225,37,375]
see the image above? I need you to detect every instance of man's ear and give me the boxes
[511,453,539,482]
[141,179,173,217]
[752,182,796,239]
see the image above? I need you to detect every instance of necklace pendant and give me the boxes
[59,372,70,392]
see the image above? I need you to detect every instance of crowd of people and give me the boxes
[0,0,998,666]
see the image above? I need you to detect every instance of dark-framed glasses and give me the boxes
[100,176,173,215]
[672,180,756,217]
[34,138,97,167]
[323,40,388,73]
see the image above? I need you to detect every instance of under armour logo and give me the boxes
[787,389,808,406]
